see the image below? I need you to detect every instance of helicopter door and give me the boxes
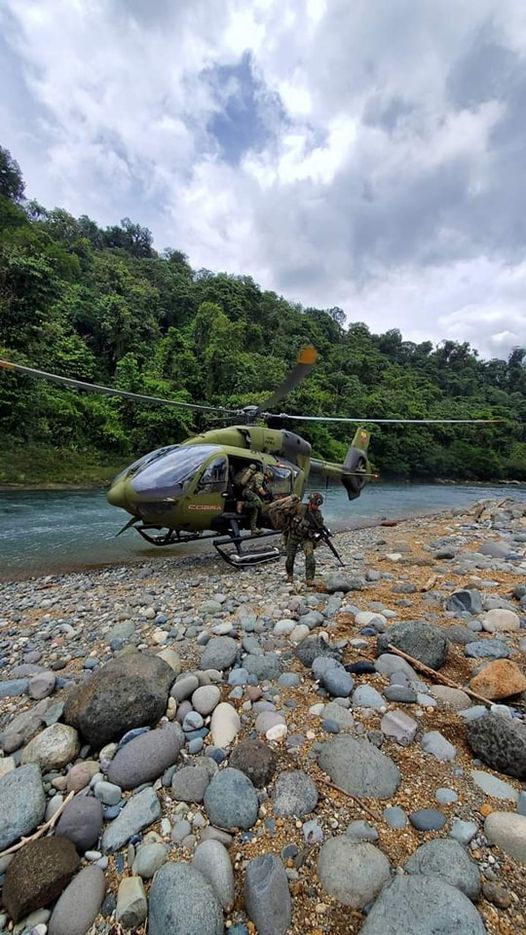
[190,455,229,529]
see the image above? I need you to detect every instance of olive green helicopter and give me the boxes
[0,349,495,567]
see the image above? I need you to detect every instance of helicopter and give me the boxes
[0,348,497,567]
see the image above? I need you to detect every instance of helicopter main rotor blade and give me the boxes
[275,413,501,424]
[256,345,318,415]
[0,360,238,415]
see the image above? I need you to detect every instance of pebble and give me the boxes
[94,780,122,806]
[0,763,46,851]
[303,819,324,844]
[421,730,456,761]
[484,811,526,863]
[107,725,184,789]
[192,684,221,715]
[318,837,390,907]
[383,806,407,828]
[405,838,481,900]
[172,674,200,701]
[229,738,276,788]
[346,819,379,842]
[56,796,103,853]
[384,685,417,703]
[192,840,235,910]
[149,863,223,935]
[3,836,79,923]
[116,875,147,929]
[132,843,169,878]
[449,819,478,845]
[381,709,417,746]
[48,865,106,935]
[201,636,238,670]
[172,765,211,803]
[272,770,318,817]
[21,723,80,771]
[361,875,486,934]
[319,735,400,799]
[481,881,512,909]
[409,808,447,831]
[203,768,259,830]
[210,702,241,747]
[352,685,386,710]
[435,788,458,805]
[464,640,511,659]
[470,768,519,801]
[430,685,472,709]
[102,787,160,853]
[245,853,292,935]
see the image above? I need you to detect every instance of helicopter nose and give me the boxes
[107,479,128,508]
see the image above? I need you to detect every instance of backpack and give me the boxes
[234,465,257,488]
[267,494,302,531]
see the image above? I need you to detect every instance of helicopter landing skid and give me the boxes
[135,525,216,547]
[213,519,281,568]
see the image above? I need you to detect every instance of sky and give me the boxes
[1,0,526,360]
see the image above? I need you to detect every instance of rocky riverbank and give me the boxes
[0,498,525,935]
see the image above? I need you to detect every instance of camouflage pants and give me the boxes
[244,490,263,532]
[285,537,315,580]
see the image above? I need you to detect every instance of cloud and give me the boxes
[1,0,526,359]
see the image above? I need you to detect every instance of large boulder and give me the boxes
[3,836,80,922]
[377,621,448,670]
[467,714,526,779]
[63,649,175,747]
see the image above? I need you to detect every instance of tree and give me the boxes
[0,146,25,202]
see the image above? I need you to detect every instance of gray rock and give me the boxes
[377,621,448,670]
[132,843,169,879]
[201,637,238,670]
[192,685,221,716]
[352,685,385,710]
[245,853,292,935]
[345,820,379,842]
[321,701,355,731]
[518,791,526,816]
[470,769,519,801]
[435,788,458,805]
[467,713,526,778]
[375,653,418,680]
[94,780,122,806]
[0,764,46,851]
[313,657,353,697]
[449,820,478,845]
[172,765,211,802]
[243,653,282,681]
[480,540,510,558]
[421,731,456,761]
[325,573,364,593]
[383,806,407,829]
[445,590,483,615]
[405,839,480,900]
[63,649,174,748]
[56,796,103,853]
[295,635,339,668]
[272,770,318,817]
[149,863,223,935]
[465,640,511,659]
[381,710,417,746]
[48,865,106,935]
[116,876,147,929]
[384,685,417,703]
[28,671,56,700]
[484,811,526,863]
[192,840,234,910]
[318,736,400,799]
[107,725,183,789]
[0,679,28,698]
[409,809,446,831]
[318,837,390,907]
[102,787,160,853]
[446,624,478,645]
[430,685,472,710]
[171,674,199,701]
[203,767,258,830]
[360,875,487,935]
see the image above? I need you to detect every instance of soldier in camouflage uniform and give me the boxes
[285,491,325,585]
[240,465,272,534]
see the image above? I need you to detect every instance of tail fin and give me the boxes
[342,428,371,500]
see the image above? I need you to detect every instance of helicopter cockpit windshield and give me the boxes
[130,445,224,499]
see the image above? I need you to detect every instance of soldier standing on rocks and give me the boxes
[285,491,325,586]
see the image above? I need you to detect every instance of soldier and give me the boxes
[285,491,325,585]
[235,463,269,534]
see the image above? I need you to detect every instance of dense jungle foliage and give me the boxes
[1,145,525,484]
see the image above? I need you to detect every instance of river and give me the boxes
[1,481,525,580]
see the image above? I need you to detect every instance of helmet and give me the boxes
[309,492,324,506]
[249,463,257,471]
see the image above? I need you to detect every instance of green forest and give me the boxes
[1,144,525,486]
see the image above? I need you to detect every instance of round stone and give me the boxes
[318,837,390,908]
[21,724,80,771]
[149,863,223,935]
[409,809,446,831]
[192,840,234,911]
[229,739,276,788]
[405,839,480,900]
[203,768,259,830]
[272,770,318,817]
[360,875,486,935]
[192,685,221,716]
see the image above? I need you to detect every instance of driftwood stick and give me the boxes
[318,777,382,823]
[385,644,492,707]
[0,789,75,860]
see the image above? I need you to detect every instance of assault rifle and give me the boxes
[314,524,345,567]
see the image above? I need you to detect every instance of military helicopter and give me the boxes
[0,349,496,567]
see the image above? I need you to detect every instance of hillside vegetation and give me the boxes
[1,145,525,485]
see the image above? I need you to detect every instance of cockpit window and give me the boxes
[131,445,223,497]
[112,446,178,484]
[197,457,228,494]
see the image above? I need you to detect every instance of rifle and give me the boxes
[315,524,345,567]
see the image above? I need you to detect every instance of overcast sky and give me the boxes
[1,0,526,360]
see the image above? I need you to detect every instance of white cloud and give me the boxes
[1,0,526,359]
